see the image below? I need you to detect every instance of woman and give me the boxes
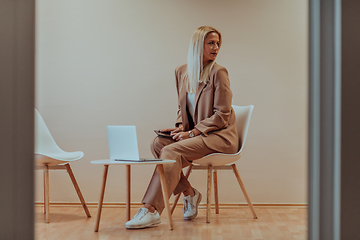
[126,26,239,229]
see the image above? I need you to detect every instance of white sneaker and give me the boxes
[125,208,161,229]
[183,188,202,220]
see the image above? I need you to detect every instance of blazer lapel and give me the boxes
[179,77,189,130]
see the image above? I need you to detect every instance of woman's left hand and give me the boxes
[172,131,190,141]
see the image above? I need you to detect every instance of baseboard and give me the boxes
[34,202,307,208]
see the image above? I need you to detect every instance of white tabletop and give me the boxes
[91,159,176,165]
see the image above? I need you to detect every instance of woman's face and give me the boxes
[203,32,220,65]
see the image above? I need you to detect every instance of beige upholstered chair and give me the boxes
[171,105,257,222]
[35,109,91,223]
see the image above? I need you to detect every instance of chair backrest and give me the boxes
[232,105,254,153]
[35,109,63,154]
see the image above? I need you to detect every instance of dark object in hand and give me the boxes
[154,130,172,138]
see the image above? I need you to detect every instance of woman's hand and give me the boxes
[160,124,192,141]
[172,131,190,141]
[170,124,184,135]
[159,124,184,135]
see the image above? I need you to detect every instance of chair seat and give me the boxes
[35,151,84,163]
[192,152,241,167]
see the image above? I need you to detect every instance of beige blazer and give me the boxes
[174,63,239,153]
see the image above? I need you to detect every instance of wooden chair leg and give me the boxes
[206,165,213,223]
[231,164,257,219]
[126,165,131,221]
[171,191,182,215]
[43,168,46,215]
[170,164,193,214]
[44,164,50,223]
[65,164,91,218]
[213,169,219,214]
[95,165,109,232]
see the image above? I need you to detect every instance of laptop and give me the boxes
[107,125,160,162]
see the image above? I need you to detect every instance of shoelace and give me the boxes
[183,197,195,213]
[133,208,148,220]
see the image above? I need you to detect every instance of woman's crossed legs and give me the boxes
[125,136,216,228]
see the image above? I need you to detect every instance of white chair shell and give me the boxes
[193,105,254,167]
[35,109,84,166]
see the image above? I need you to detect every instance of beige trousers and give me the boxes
[141,135,217,214]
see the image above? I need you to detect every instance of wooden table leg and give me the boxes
[65,164,91,218]
[157,164,173,230]
[126,165,131,221]
[44,164,50,223]
[95,165,109,232]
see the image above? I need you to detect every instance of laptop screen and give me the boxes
[107,125,140,160]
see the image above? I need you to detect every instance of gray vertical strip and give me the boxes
[0,0,35,239]
[341,0,360,238]
[309,0,321,239]
[15,0,36,238]
[0,1,16,238]
[309,0,341,240]
[333,0,341,238]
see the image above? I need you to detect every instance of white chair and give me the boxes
[35,109,91,223]
[170,105,257,222]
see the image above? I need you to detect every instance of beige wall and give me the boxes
[35,0,308,204]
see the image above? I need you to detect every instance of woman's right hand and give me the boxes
[159,124,184,136]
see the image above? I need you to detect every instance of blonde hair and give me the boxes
[186,26,222,93]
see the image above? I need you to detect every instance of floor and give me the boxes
[35,205,307,240]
